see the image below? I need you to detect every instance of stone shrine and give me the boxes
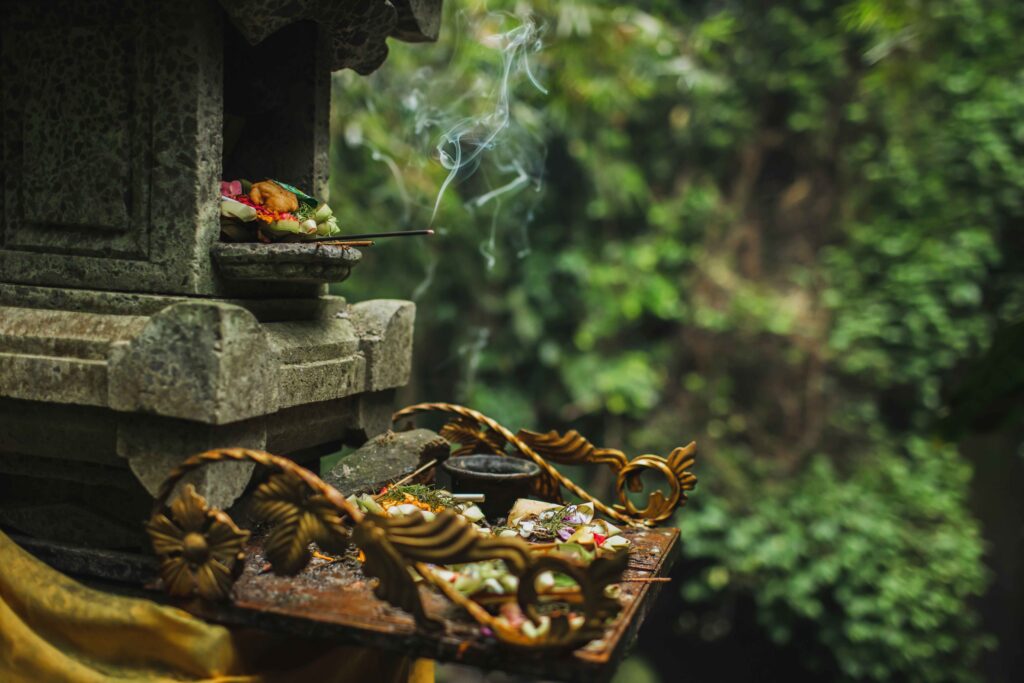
[0,0,442,549]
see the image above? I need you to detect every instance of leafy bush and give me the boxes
[680,438,992,681]
[331,0,1020,678]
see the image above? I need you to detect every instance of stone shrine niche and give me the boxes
[0,0,440,296]
[222,20,330,200]
[219,0,440,198]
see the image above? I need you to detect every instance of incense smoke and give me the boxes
[457,326,492,399]
[331,6,549,402]
[334,7,548,284]
[429,13,547,224]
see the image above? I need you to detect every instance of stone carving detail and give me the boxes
[107,302,279,425]
[1,0,152,257]
[0,0,223,294]
[217,0,443,74]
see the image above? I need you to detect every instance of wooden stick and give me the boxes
[379,458,440,494]
[451,493,486,503]
[619,577,672,583]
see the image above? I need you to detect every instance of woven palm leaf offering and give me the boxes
[219,178,341,243]
[349,484,631,628]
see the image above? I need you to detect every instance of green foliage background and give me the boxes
[330,1,1023,680]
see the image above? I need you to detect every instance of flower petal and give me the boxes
[170,484,209,532]
[147,514,184,556]
[195,559,234,601]
[206,513,250,565]
[160,558,195,597]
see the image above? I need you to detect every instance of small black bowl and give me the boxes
[442,454,541,520]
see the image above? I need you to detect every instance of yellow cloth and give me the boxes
[0,530,433,683]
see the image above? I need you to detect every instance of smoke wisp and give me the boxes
[333,6,548,282]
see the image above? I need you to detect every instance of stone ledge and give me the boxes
[0,352,108,407]
[0,390,402,541]
[0,298,415,425]
[211,242,361,285]
[0,283,348,323]
[265,318,360,364]
[0,306,148,360]
[276,355,367,409]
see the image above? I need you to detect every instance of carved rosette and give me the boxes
[216,0,443,74]
[147,484,250,601]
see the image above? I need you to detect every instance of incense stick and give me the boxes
[380,458,440,493]
[308,229,434,242]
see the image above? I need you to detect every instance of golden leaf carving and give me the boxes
[373,509,533,572]
[439,416,506,456]
[615,442,698,523]
[353,516,436,625]
[250,470,349,575]
[354,509,534,622]
[667,443,698,490]
[518,429,628,471]
[518,428,633,500]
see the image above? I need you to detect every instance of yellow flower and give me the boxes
[146,484,250,601]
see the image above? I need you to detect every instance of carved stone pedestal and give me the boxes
[0,284,415,548]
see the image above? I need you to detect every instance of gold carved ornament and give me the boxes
[147,448,629,649]
[145,483,249,602]
[393,403,697,526]
[148,448,357,595]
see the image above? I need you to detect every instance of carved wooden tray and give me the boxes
[181,526,678,683]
